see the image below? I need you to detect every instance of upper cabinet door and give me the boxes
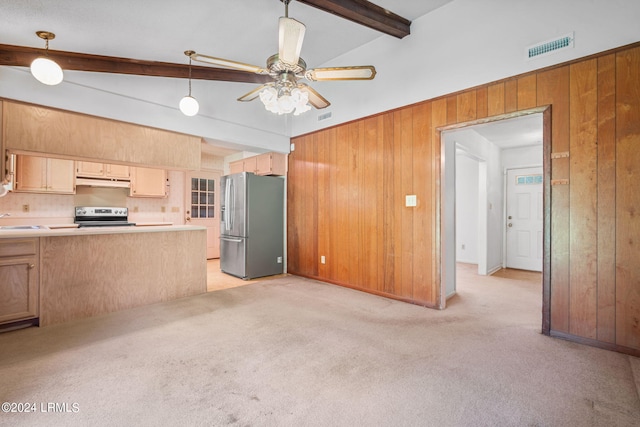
[76,161,105,178]
[14,155,75,194]
[130,167,167,198]
[105,164,130,179]
[47,158,75,194]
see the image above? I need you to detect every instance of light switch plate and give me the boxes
[405,195,417,207]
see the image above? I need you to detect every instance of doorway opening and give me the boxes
[439,108,548,326]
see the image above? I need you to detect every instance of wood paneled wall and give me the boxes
[288,42,640,355]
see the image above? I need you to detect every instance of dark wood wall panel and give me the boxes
[288,42,640,354]
[537,66,571,333]
[596,54,617,343]
[487,83,505,116]
[517,75,537,110]
[615,46,640,350]
[568,59,598,339]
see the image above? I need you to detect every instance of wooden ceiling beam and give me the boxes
[297,0,411,39]
[0,44,272,84]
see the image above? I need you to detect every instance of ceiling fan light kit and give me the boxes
[179,50,200,116]
[188,0,377,116]
[30,31,63,86]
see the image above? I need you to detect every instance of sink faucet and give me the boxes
[0,213,10,218]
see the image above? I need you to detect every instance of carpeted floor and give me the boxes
[0,264,638,426]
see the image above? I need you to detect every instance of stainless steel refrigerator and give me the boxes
[220,172,284,279]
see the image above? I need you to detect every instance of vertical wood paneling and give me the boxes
[517,75,537,110]
[487,83,505,116]
[363,116,382,290]
[457,91,476,123]
[327,128,338,281]
[505,79,518,113]
[476,87,488,119]
[317,131,329,278]
[335,125,351,283]
[399,108,414,298]
[537,66,571,333]
[446,96,457,125]
[569,59,598,339]
[287,43,640,353]
[348,122,365,287]
[412,102,433,303]
[616,46,640,350]
[431,99,447,307]
[382,112,396,295]
[596,54,617,343]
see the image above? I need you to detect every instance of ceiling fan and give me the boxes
[189,0,377,115]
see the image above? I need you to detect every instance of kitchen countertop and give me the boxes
[0,224,205,239]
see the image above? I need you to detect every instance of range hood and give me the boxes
[75,178,130,188]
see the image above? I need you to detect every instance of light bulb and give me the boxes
[179,95,199,116]
[30,57,63,86]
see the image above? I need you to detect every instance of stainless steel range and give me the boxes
[74,207,136,227]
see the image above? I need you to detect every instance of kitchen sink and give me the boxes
[0,225,49,230]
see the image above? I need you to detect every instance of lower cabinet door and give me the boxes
[0,256,38,324]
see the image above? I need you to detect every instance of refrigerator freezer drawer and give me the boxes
[220,236,246,279]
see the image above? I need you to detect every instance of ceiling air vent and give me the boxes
[318,111,332,122]
[526,32,574,60]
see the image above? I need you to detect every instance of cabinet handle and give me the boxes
[28,264,35,269]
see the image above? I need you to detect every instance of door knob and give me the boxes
[186,217,191,221]
[508,223,513,227]
[508,215,512,219]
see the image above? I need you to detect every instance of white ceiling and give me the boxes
[2,1,451,67]
[472,114,543,149]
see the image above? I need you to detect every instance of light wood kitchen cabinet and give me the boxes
[14,155,75,194]
[255,152,287,176]
[0,239,39,325]
[229,156,257,174]
[130,167,167,197]
[77,161,130,180]
[228,152,287,176]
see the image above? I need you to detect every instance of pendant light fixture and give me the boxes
[179,50,199,116]
[30,31,63,85]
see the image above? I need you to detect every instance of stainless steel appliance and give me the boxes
[74,207,136,227]
[220,172,284,279]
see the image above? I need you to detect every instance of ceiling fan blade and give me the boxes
[237,84,273,102]
[305,66,376,81]
[298,83,330,109]
[279,17,306,66]
[190,52,267,74]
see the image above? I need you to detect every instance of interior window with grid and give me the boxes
[191,178,215,219]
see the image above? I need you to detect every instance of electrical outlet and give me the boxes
[171,206,180,213]
[22,204,30,212]
[321,255,326,264]
[160,206,166,213]
[133,206,139,213]
[277,256,282,264]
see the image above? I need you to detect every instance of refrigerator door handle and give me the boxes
[221,237,243,243]
[224,178,231,232]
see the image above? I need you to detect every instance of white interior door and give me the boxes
[505,167,543,271]
[185,171,221,259]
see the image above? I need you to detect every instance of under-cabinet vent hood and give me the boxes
[75,178,130,188]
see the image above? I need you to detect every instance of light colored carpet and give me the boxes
[1,264,638,426]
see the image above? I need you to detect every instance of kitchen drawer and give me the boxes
[0,239,38,257]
